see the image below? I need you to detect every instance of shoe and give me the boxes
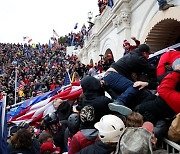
[108,102,132,116]
[159,4,174,11]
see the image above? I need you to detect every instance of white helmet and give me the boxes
[94,114,125,143]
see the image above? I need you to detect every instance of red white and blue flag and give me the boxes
[23,36,32,43]
[8,82,82,126]
[53,29,59,37]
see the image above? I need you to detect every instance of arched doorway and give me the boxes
[104,48,114,60]
[101,48,115,71]
[145,19,180,53]
[90,59,93,65]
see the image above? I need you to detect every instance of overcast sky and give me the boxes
[0,0,99,44]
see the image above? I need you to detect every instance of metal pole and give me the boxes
[1,92,7,136]
[14,67,17,105]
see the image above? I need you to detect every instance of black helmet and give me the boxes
[44,112,58,126]
[68,113,80,134]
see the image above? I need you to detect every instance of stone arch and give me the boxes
[145,19,180,52]
[101,37,117,58]
[141,7,180,53]
[89,59,93,65]
[104,48,114,60]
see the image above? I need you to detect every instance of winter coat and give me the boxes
[68,129,98,154]
[158,71,180,113]
[111,49,156,80]
[123,39,140,55]
[156,50,180,77]
[78,140,115,154]
[80,76,112,123]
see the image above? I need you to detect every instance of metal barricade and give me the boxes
[162,138,180,154]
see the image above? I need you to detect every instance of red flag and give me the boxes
[28,38,32,43]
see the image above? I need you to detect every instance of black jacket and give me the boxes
[80,76,113,123]
[79,140,115,154]
[111,49,156,80]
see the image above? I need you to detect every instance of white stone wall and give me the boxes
[77,0,180,65]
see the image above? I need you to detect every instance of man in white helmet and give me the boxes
[79,114,125,154]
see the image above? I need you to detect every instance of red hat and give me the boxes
[142,121,154,133]
[89,63,93,67]
[123,40,130,47]
[40,142,61,153]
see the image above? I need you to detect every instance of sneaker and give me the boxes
[108,102,132,116]
[159,4,174,11]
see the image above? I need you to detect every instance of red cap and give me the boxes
[40,142,61,153]
[123,40,130,47]
[89,63,93,67]
[142,121,154,133]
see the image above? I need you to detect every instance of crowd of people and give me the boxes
[0,42,84,105]
[0,41,116,107]
[65,24,87,49]
[1,1,179,152]
[3,39,179,154]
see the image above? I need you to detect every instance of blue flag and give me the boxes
[38,43,43,52]
[71,34,75,46]
[74,23,78,29]
[49,40,52,48]
[108,0,114,8]
[24,46,31,60]
[0,101,7,154]
[63,72,71,86]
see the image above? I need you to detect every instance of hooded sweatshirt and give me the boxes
[80,76,112,123]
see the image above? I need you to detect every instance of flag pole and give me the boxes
[53,29,55,41]
[67,70,72,83]
[1,92,7,136]
[14,67,17,105]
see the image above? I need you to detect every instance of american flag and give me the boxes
[8,82,82,126]
[23,36,32,43]
[53,29,59,37]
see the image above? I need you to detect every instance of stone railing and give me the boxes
[85,0,133,47]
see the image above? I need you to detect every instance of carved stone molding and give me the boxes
[112,7,131,29]
[120,7,131,25]
[91,40,99,51]
[112,16,119,28]
[101,7,112,26]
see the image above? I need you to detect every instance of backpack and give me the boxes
[115,127,153,154]
[168,113,180,142]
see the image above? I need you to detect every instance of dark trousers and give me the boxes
[135,94,175,124]
[104,72,139,105]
